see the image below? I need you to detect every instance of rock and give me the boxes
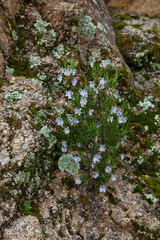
[35,170,159,239]
[3,215,43,240]
[0,76,47,169]
[0,0,159,239]
[0,198,16,228]
[112,14,160,96]
[106,0,160,17]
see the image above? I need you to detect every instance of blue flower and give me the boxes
[56,118,64,127]
[75,178,81,184]
[105,166,112,173]
[99,185,107,193]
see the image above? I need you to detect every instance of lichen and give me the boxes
[34,19,50,34]
[5,91,22,103]
[78,14,96,41]
[58,154,80,175]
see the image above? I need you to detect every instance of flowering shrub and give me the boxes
[56,59,128,193]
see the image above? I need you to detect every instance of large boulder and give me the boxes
[106,0,160,17]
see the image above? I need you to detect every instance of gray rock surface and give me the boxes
[0,0,159,239]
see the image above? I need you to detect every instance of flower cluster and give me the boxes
[56,59,128,192]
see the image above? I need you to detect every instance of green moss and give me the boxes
[96,234,105,240]
[61,177,74,190]
[119,14,132,20]
[152,27,158,34]
[143,73,150,80]
[8,57,35,78]
[132,24,142,29]
[107,192,118,205]
[134,112,158,134]
[134,183,144,194]
[79,195,90,206]
[4,16,10,28]
[142,177,160,199]
[58,230,65,238]
[114,23,126,30]
[69,17,78,26]
[144,138,152,148]
[7,115,22,129]
[52,220,56,228]
[141,177,160,198]
[132,35,142,42]
[152,35,160,43]
[0,79,3,88]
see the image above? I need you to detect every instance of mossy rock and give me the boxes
[141,177,160,199]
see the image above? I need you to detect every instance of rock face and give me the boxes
[106,0,160,17]
[3,215,43,240]
[0,0,159,239]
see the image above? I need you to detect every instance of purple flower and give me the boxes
[120,154,125,160]
[89,81,95,89]
[72,69,76,75]
[93,154,101,164]
[92,171,99,179]
[60,67,65,74]
[64,127,70,134]
[74,118,79,125]
[90,61,94,67]
[64,69,72,76]
[113,91,119,99]
[80,98,87,107]
[99,78,106,89]
[72,77,78,86]
[111,106,118,114]
[118,116,127,124]
[77,142,81,148]
[56,118,64,127]
[105,166,112,173]
[111,174,117,181]
[74,107,82,116]
[99,144,106,153]
[57,74,62,82]
[65,90,73,100]
[121,135,127,144]
[61,140,67,152]
[107,117,113,123]
[75,178,81,184]
[99,185,107,193]
[74,155,81,162]
[89,109,94,116]
[79,89,88,98]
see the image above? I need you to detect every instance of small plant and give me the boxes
[56,59,128,192]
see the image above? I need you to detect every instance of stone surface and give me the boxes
[0,0,159,239]
[106,0,160,17]
[35,169,159,240]
[3,215,43,240]
[0,76,47,169]
[112,14,160,96]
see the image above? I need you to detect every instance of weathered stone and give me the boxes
[0,76,47,169]
[3,215,43,240]
[106,0,160,17]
